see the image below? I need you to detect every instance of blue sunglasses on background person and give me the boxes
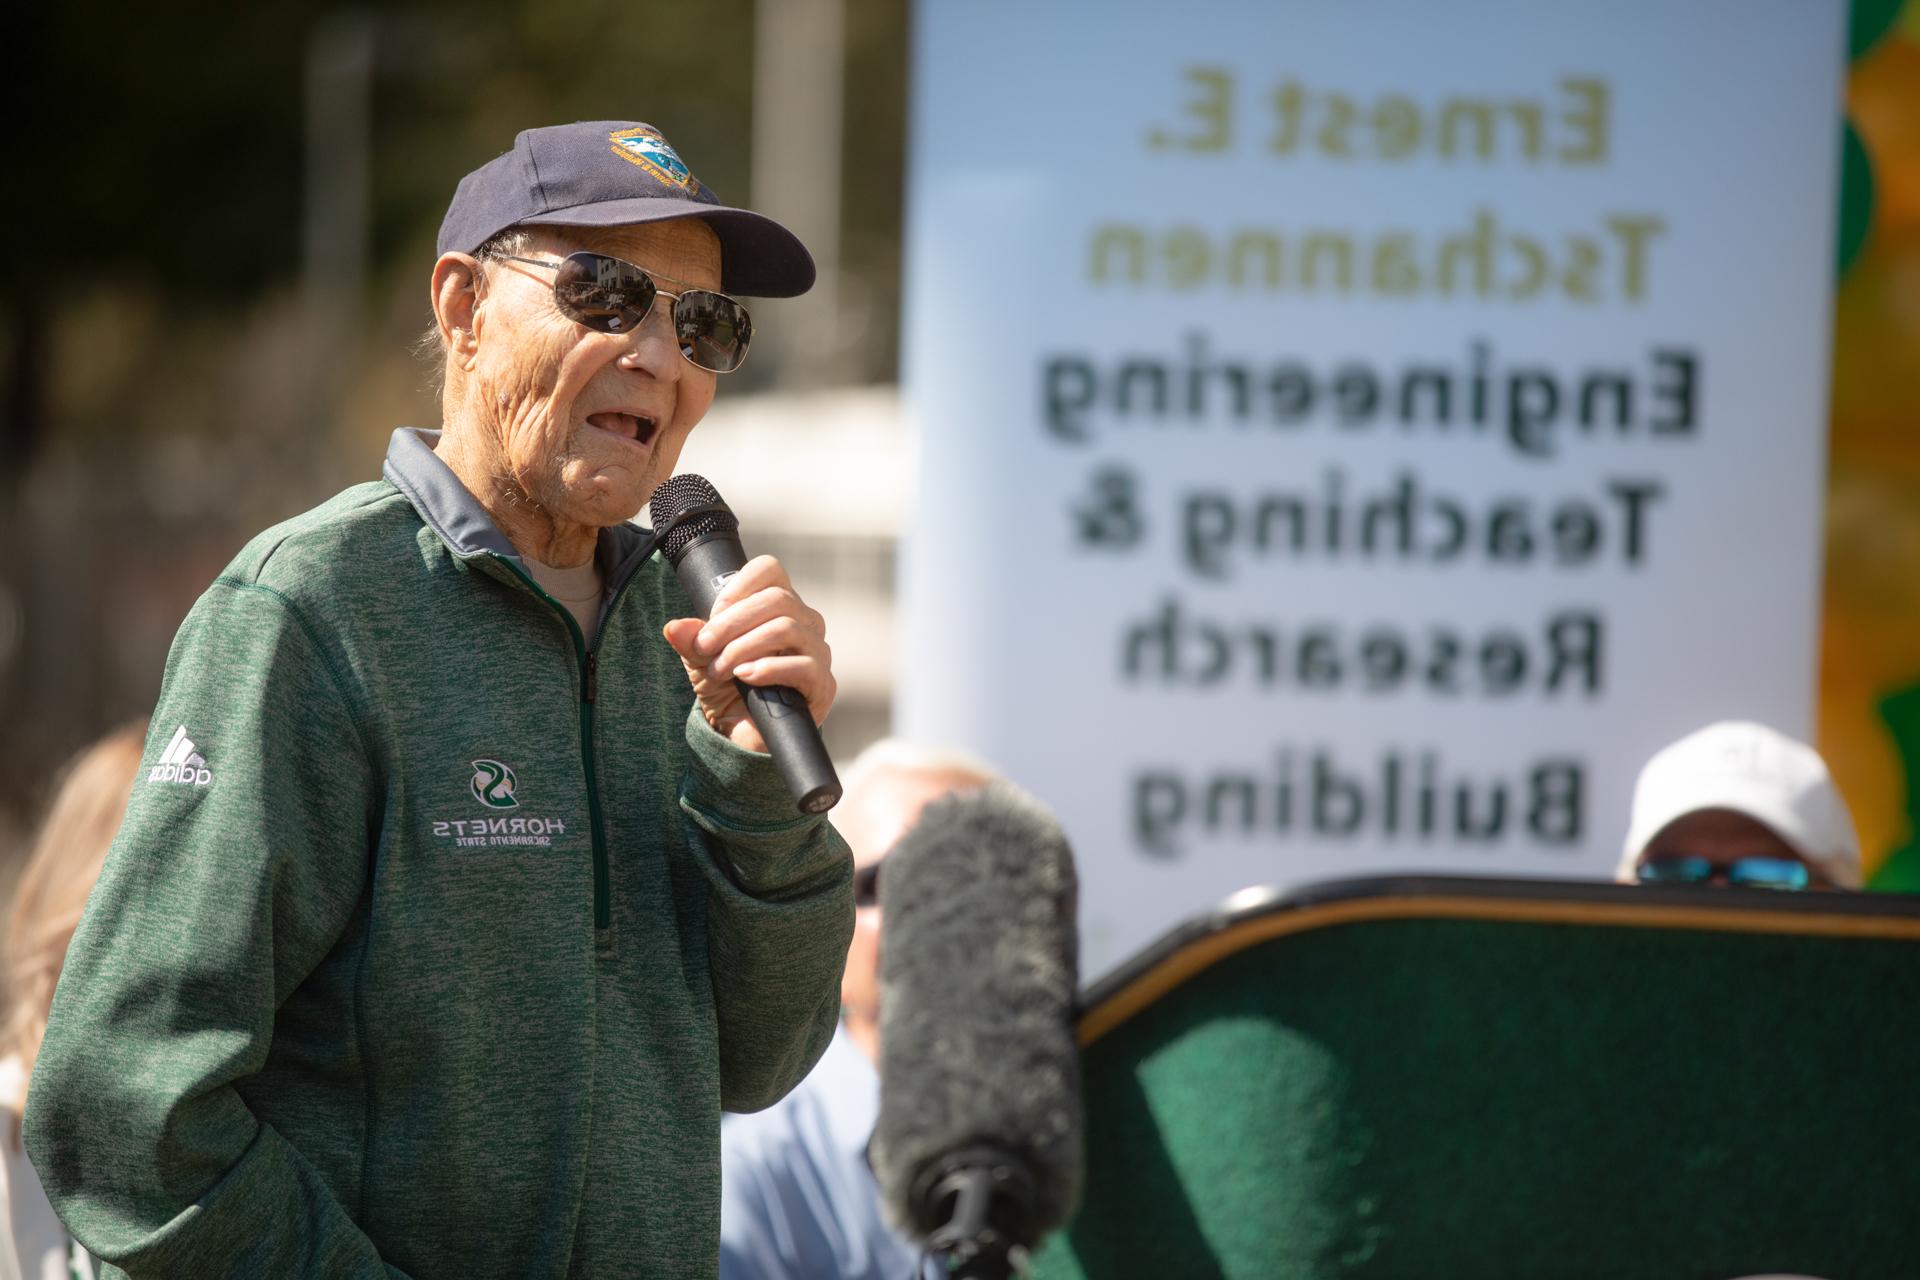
[1635,855,1815,890]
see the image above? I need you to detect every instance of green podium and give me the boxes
[1032,877,1920,1279]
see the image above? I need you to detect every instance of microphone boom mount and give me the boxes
[911,1143,1038,1280]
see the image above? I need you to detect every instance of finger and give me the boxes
[666,619,738,701]
[697,588,824,660]
[708,554,792,616]
[724,717,768,755]
[662,618,707,663]
[731,655,837,724]
[666,619,748,733]
[712,615,828,681]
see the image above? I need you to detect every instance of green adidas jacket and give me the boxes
[24,428,855,1278]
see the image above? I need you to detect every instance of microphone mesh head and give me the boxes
[649,473,738,561]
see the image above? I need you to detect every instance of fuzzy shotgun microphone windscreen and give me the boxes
[871,782,1084,1257]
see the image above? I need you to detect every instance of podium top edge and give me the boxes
[1076,874,1920,1047]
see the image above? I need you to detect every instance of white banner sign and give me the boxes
[898,0,1845,975]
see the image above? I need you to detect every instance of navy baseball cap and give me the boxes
[436,121,815,298]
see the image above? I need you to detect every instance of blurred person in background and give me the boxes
[1,719,144,1280]
[25,121,852,1279]
[1615,720,1862,891]
[720,740,998,1280]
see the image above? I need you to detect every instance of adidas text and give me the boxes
[149,763,213,786]
[150,726,213,786]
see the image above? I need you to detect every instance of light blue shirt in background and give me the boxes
[719,1024,924,1280]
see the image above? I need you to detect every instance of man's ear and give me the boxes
[431,253,484,366]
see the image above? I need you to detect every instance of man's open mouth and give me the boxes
[587,411,659,446]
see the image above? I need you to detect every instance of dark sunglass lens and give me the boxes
[852,862,881,907]
[1727,857,1811,890]
[672,290,751,372]
[552,253,654,334]
[1638,855,1713,884]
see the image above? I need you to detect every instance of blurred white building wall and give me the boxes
[675,385,905,757]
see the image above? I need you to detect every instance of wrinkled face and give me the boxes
[837,769,986,1026]
[467,220,721,525]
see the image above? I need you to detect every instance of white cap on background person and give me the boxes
[1615,721,1862,889]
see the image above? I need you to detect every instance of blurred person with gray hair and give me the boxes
[25,122,853,1279]
[1615,720,1863,891]
[0,720,145,1280]
[719,740,999,1280]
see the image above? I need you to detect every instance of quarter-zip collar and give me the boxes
[382,427,657,586]
[385,427,662,953]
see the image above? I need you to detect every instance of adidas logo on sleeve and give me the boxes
[149,725,213,787]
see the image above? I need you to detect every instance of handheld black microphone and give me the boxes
[648,474,841,814]
[871,783,1083,1280]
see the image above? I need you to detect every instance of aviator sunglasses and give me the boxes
[1636,854,1815,890]
[495,251,754,373]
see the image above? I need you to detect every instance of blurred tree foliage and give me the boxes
[1,3,326,309]
[0,0,906,458]
[2,0,908,298]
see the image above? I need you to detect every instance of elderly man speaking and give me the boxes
[25,122,854,1279]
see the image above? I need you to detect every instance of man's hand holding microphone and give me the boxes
[655,475,843,812]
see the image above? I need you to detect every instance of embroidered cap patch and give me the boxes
[610,125,694,188]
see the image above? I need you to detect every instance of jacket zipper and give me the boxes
[498,561,639,951]
[579,645,610,949]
